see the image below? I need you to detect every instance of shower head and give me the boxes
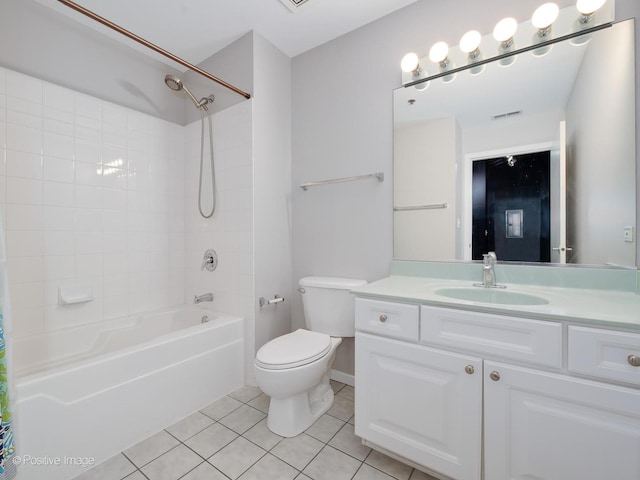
[164,74,183,92]
[164,74,212,110]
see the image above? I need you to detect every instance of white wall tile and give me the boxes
[6,124,42,154]
[43,131,74,159]
[104,274,128,297]
[75,125,101,142]
[7,256,43,284]
[44,255,75,281]
[75,161,102,186]
[103,253,127,275]
[103,295,128,320]
[102,232,127,253]
[6,176,42,205]
[76,254,103,278]
[75,138,102,165]
[4,68,188,339]
[43,206,75,231]
[10,282,44,310]
[75,185,102,209]
[103,210,127,232]
[101,188,127,211]
[75,232,103,255]
[6,150,42,179]
[6,230,43,257]
[43,156,74,183]
[44,230,74,256]
[6,204,43,231]
[75,208,102,232]
[43,181,74,207]
[12,307,45,337]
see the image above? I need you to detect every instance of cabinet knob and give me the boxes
[490,371,501,381]
[628,354,640,367]
[379,314,388,323]
[465,365,475,375]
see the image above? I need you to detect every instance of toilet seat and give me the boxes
[255,329,332,370]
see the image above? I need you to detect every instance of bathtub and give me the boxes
[13,306,244,480]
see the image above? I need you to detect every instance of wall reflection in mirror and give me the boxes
[393,19,636,267]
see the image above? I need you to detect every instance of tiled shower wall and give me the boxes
[0,67,186,339]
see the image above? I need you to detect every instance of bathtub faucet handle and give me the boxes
[194,293,214,304]
[201,249,218,271]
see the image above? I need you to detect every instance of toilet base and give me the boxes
[266,375,334,437]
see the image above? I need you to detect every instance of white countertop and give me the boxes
[352,276,640,330]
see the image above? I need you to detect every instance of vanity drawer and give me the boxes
[568,326,640,386]
[355,298,419,341]
[420,305,562,368]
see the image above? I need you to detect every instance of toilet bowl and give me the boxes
[254,276,366,437]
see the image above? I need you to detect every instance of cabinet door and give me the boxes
[485,361,640,480]
[355,333,482,480]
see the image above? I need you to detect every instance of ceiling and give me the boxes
[35,0,418,67]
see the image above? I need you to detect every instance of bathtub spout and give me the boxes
[194,293,214,304]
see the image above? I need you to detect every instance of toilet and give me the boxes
[254,276,367,437]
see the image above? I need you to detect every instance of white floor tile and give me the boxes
[271,433,324,471]
[140,444,203,480]
[303,445,361,480]
[208,436,266,479]
[124,430,180,468]
[166,412,214,441]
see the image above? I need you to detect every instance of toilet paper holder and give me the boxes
[259,295,285,307]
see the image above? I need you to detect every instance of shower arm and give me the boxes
[56,0,251,100]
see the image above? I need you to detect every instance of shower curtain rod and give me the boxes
[57,0,251,99]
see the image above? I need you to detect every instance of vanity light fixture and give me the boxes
[531,3,559,56]
[460,30,484,75]
[429,41,456,83]
[493,17,518,66]
[572,0,607,44]
[401,52,429,90]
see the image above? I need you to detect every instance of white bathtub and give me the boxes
[13,306,244,480]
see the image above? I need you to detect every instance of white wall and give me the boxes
[0,67,186,339]
[0,0,185,124]
[252,34,293,357]
[565,20,636,266]
[394,117,458,261]
[291,0,640,375]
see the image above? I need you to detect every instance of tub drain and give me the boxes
[201,315,210,323]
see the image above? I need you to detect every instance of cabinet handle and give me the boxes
[490,371,501,381]
[628,355,640,367]
[465,365,475,375]
[379,314,388,323]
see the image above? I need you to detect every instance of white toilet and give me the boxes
[254,276,367,437]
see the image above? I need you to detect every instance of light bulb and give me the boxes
[429,42,449,64]
[401,52,420,73]
[460,30,481,54]
[493,17,518,43]
[576,0,606,15]
[532,3,559,29]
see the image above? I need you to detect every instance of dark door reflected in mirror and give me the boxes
[472,151,551,262]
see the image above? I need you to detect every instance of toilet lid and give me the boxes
[255,329,332,370]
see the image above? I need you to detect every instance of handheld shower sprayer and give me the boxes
[164,74,213,110]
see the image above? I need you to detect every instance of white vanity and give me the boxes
[352,266,640,480]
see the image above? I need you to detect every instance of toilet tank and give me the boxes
[299,276,367,337]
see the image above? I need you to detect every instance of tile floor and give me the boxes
[74,382,437,480]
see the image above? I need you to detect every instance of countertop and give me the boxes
[352,275,640,330]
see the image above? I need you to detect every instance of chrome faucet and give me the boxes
[474,251,505,288]
[194,293,214,304]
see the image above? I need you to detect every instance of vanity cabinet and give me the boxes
[354,298,640,480]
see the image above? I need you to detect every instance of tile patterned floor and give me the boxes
[74,382,438,480]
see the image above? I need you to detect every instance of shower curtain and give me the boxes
[0,307,15,480]
[0,214,16,480]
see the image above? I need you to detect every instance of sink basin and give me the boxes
[434,287,549,305]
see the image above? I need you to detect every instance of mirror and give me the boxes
[393,19,636,267]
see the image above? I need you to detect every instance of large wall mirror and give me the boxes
[393,19,636,267]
